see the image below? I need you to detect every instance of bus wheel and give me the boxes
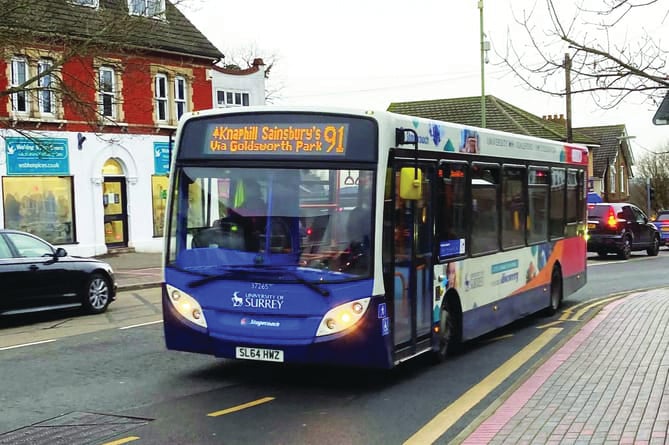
[545,267,563,316]
[433,300,461,363]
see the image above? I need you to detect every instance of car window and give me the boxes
[0,237,13,259]
[588,205,612,219]
[621,206,635,221]
[630,206,646,223]
[5,233,53,258]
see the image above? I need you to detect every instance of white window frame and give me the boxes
[610,167,617,193]
[619,165,626,194]
[216,89,250,108]
[155,73,168,122]
[10,57,29,113]
[128,0,165,18]
[99,66,116,119]
[38,59,55,115]
[70,0,98,6]
[174,76,187,120]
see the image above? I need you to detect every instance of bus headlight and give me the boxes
[166,284,207,328]
[316,298,370,336]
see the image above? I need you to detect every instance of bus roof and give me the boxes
[178,105,588,165]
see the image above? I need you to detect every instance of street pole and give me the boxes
[647,177,651,215]
[479,0,486,128]
[564,53,573,142]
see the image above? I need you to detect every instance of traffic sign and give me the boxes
[653,91,669,125]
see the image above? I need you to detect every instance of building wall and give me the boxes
[210,66,266,108]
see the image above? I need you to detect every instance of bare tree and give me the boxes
[635,140,669,212]
[222,44,283,104]
[498,0,669,110]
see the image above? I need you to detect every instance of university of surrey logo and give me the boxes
[232,292,243,307]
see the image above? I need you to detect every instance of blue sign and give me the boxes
[377,303,387,319]
[381,317,390,336]
[154,141,171,174]
[5,137,69,175]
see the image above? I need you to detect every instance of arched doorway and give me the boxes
[102,159,128,248]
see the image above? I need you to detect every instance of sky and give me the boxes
[178,0,668,161]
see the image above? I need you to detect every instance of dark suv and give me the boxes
[587,202,661,259]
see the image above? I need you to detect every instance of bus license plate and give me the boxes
[235,346,284,362]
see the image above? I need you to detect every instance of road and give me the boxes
[1,249,668,445]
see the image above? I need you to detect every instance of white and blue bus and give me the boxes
[162,106,588,368]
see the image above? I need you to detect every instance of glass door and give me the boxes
[391,162,434,351]
[103,177,128,248]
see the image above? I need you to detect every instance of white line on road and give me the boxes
[0,339,57,351]
[119,320,163,330]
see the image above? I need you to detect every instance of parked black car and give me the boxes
[0,230,117,316]
[587,203,661,259]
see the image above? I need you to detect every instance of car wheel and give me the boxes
[433,299,461,363]
[81,273,111,314]
[544,266,563,316]
[617,237,632,260]
[647,235,660,256]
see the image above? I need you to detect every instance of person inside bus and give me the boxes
[219,180,267,251]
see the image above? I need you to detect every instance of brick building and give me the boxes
[0,0,264,256]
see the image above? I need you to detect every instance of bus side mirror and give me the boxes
[399,167,423,200]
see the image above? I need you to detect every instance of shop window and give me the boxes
[3,176,75,245]
[152,175,169,237]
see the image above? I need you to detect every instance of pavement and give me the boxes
[458,287,669,445]
[101,252,669,444]
[93,251,163,291]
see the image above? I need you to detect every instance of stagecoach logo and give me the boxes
[231,291,285,310]
[240,317,281,328]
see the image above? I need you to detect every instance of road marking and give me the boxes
[207,396,275,417]
[404,327,562,445]
[536,320,563,329]
[479,334,514,344]
[0,339,56,351]
[100,437,140,445]
[559,294,627,321]
[119,320,163,330]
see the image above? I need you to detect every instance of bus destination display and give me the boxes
[207,123,349,156]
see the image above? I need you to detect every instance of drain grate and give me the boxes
[0,411,152,445]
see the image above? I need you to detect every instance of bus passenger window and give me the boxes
[470,163,500,255]
[502,166,526,249]
[436,162,467,259]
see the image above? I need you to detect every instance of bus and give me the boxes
[162,106,588,368]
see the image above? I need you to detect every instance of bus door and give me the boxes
[390,162,434,355]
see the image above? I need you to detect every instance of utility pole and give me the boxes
[564,53,573,142]
[479,0,486,128]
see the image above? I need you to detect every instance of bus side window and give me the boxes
[471,163,500,255]
[436,161,468,259]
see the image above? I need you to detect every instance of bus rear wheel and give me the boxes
[433,300,461,363]
[544,267,563,316]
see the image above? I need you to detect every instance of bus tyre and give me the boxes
[433,300,461,363]
[81,273,112,314]
[544,267,563,316]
